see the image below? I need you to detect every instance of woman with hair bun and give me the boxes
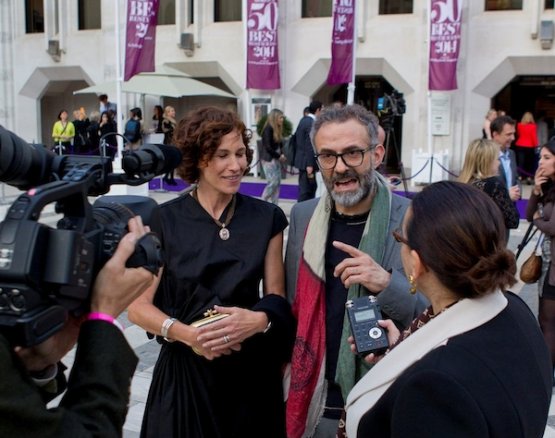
[346,181,552,438]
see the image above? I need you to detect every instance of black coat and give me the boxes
[356,292,552,437]
[293,115,317,171]
[0,321,138,437]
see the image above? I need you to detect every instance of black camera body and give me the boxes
[346,295,389,356]
[0,126,180,346]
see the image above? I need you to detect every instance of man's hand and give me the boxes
[509,185,520,201]
[332,241,391,293]
[91,216,157,318]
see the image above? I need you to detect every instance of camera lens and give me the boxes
[0,126,55,190]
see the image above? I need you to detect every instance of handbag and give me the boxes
[520,234,544,284]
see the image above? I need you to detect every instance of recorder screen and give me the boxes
[354,308,376,322]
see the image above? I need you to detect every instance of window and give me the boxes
[215,0,241,22]
[25,0,44,33]
[158,0,176,25]
[78,0,101,30]
[302,0,332,18]
[485,0,522,10]
[546,0,554,9]
[189,0,194,25]
[379,0,413,14]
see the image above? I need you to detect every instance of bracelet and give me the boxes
[87,312,124,332]
[263,320,272,334]
[161,317,177,342]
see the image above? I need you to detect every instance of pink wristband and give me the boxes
[87,312,124,332]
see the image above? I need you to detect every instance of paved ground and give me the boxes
[1,178,555,437]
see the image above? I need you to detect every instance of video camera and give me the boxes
[376,90,406,130]
[0,126,181,346]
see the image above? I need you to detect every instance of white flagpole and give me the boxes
[346,0,357,105]
[115,0,124,165]
[427,0,434,183]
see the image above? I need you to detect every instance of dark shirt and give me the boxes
[324,210,368,416]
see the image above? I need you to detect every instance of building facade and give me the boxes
[0,0,554,180]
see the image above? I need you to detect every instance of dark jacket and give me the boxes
[0,321,138,437]
[356,292,552,438]
[260,125,282,162]
[293,115,317,171]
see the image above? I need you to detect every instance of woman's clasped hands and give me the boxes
[194,305,269,360]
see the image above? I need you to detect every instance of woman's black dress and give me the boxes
[141,193,292,438]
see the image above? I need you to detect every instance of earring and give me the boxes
[408,275,417,295]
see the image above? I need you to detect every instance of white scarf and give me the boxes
[345,290,508,437]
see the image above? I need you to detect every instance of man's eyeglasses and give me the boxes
[314,146,374,170]
[392,228,409,245]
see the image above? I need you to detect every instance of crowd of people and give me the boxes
[50,95,178,159]
[6,100,555,438]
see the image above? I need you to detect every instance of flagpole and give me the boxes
[427,0,434,184]
[115,0,124,166]
[346,0,357,105]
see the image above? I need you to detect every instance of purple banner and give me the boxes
[246,0,280,90]
[124,0,159,81]
[428,0,462,91]
[327,0,355,85]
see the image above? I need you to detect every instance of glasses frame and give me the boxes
[314,146,375,170]
[392,228,409,245]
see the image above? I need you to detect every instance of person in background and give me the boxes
[162,106,178,186]
[99,111,117,159]
[72,108,90,155]
[98,94,117,115]
[151,105,164,134]
[491,115,521,202]
[515,111,539,184]
[285,104,425,438]
[86,110,101,154]
[459,138,520,243]
[526,139,555,374]
[482,108,497,140]
[260,108,287,205]
[293,100,323,202]
[51,109,75,155]
[124,107,143,151]
[128,106,295,438]
[346,181,552,438]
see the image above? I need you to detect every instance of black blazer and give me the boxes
[0,321,138,437]
[356,292,552,437]
[293,115,317,170]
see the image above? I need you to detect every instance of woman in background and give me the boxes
[260,109,287,204]
[516,111,539,184]
[51,109,75,154]
[482,108,497,140]
[128,106,295,438]
[99,111,117,159]
[346,181,552,437]
[459,138,520,242]
[161,105,178,185]
[152,105,164,134]
[526,139,555,373]
[124,107,143,151]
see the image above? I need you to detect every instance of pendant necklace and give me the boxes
[192,189,236,240]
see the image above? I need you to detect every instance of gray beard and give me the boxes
[325,169,375,208]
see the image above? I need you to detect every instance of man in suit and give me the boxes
[492,115,520,202]
[285,104,426,438]
[294,100,323,201]
[0,216,155,436]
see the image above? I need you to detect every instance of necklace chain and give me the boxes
[192,189,236,240]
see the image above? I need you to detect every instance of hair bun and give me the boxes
[465,248,516,296]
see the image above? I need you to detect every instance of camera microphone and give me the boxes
[121,144,182,176]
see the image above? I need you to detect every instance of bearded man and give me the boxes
[284,104,427,438]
